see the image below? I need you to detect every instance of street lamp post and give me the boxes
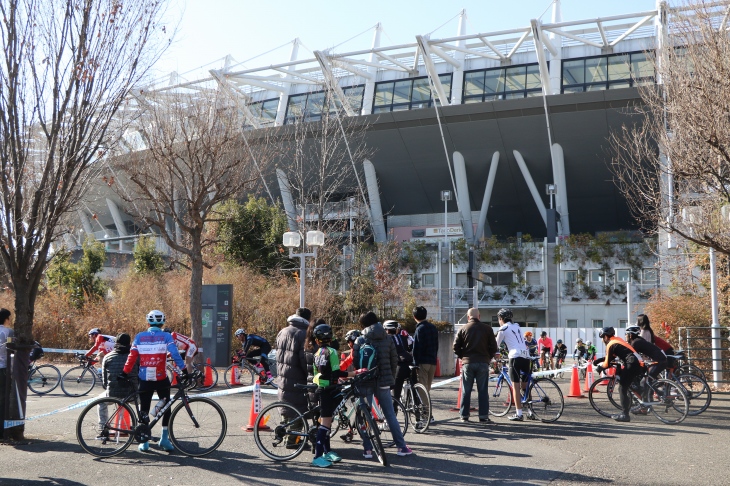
[441,190,452,322]
[283,230,325,307]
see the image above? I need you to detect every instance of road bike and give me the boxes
[397,365,431,433]
[27,344,61,395]
[61,353,103,397]
[661,354,712,416]
[223,355,275,389]
[553,353,567,380]
[76,370,227,457]
[331,384,408,447]
[253,371,388,466]
[588,361,689,424]
[166,357,218,391]
[489,358,564,422]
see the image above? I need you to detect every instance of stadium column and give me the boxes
[361,24,381,116]
[450,10,467,105]
[274,39,300,126]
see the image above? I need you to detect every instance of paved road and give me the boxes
[2,372,728,486]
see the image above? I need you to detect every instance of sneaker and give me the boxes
[611,413,631,422]
[363,450,373,459]
[478,418,494,424]
[508,414,524,421]
[311,456,333,468]
[630,406,648,416]
[340,432,353,443]
[396,446,413,456]
[460,416,469,422]
[324,451,342,463]
[415,421,425,429]
[430,416,436,424]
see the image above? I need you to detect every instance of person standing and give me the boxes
[412,306,438,394]
[0,308,14,433]
[97,333,138,438]
[495,308,534,421]
[453,308,498,424]
[275,307,311,448]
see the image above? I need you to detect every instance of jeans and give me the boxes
[460,362,490,419]
[358,386,407,451]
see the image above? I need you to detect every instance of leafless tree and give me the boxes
[113,90,270,350]
[0,0,172,438]
[610,1,730,256]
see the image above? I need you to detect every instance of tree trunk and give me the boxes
[7,280,34,440]
[189,238,204,364]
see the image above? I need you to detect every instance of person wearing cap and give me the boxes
[95,333,138,438]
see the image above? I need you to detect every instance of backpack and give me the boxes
[357,337,378,376]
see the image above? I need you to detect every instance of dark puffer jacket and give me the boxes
[102,349,138,398]
[354,322,398,388]
[275,315,309,411]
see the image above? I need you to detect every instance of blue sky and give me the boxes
[152,0,657,82]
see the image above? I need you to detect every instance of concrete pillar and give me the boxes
[105,198,128,237]
[451,10,467,105]
[275,39,300,126]
[363,159,387,243]
[361,25,382,115]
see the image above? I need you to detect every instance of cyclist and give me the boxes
[340,329,361,372]
[311,323,367,468]
[625,326,667,414]
[585,340,597,361]
[593,326,644,422]
[384,320,415,414]
[234,328,273,383]
[552,339,568,368]
[121,310,187,452]
[495,308,534,421]
[163,328,197,373]
[524,331,538,365]
[537,331,553,370]
[573,338,587,361]
[85,328,116,361]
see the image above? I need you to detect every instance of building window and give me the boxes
[592,319,604,328]
[564,270,578,283]
[245,98,279,127]
[589,270,604,283]
[642,268,657,283]
[455,273,468,287]
[422,273,435,288]
[526,271,541,286]
[285,85,364,124]
[480,272,514,286]
[615,269,631,283]
[373,74,452,113]
[566,319,578,328]
[562,51,655,93]
[618,319,628,328]
[463,63,541,103]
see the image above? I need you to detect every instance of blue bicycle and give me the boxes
[489,358,564,422]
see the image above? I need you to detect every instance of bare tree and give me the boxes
[610,1,730,255]
[114,90,269,350]
[0,0,171,439]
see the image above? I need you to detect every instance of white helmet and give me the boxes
[576,338,583,343]
[146,310,166,326]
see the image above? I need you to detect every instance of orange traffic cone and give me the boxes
[435,357,441,378]
[243,379,270,432]
[449,376,477,412]
[567,364,585,398]
[204,358,214,387]
[114,406,132,437]
[583,362,594,392]
[230,365,240,385]
[454,358,462,377]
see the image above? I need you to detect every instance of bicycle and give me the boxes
[253,371,388,466]
[489,358,564,422]
[76,370,227,457]
[61,353,103,397]
[553,353,567,380]
[670,350,707,381]
[332,384,408,447]
[166,357,218,391]
[660,356,712,416]
[574,355,587,380]
[588,361,689,424]
[27,344,61,395]
[539,349,553,372]
[396,365,431,434]
[223,354,276,389]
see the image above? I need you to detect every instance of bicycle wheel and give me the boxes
[28,364,61,394]
[61,365,97,397]
[489,378,513,417]
[527,378,564,423]
[168,397,227,456]
[406,383,431,433]
[675,373,712,416]
[678,364,707,381]
[588,376,620,418]
[224,364,255,389]
[330,400,353,441]
[357,402,388,467]
[76,398,136,457]
[377,397,408,447]
[192,363,219,391]
[254,402,309,461]
[647,379,688,424]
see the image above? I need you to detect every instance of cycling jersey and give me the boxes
[496,322,529,359]
[242,334,272,356]
[313,345,346,388]
[600,336,645,369]
[171,332,198,357]
[585,345,597,359]
[552,343,568,358]
[652,336,674,354]
[573,343,587,359]
[537,336,553,354]
[525,338,538,356]
[124,327,185,381]
[86,334,116,357]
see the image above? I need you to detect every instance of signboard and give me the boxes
[425,227,463,237]
[201,284,233,368]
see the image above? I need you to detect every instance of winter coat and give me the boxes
[453,318,498,364]
[354,322,398,388]
[275,315,309,410]
[413,320,439,365]
[102,349,138,398]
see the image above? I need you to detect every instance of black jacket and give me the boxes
[412,320,439,366]
[275,315,309,409]
[354,322,398,388]
[453,318,498,364]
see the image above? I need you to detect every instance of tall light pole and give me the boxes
[441,190,452,321]
[283,230,325,307]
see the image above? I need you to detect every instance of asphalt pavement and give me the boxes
[1,366,728,486]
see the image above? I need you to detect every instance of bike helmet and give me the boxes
[524,331,533,339]
[345,329,361,342]
[235,328,246,337]
[497,308,513,321]
[383,320,399,331]
[541,331,547,337]
[586,341,592,346]
[146,310,165,326]
[557,339,563,344]
[598,327,615,338]
[313,323,333,342]
[576,338,583,343]
[88,328,101,336]
[625,326,641,337]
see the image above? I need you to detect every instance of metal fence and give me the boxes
[678,326,730,387]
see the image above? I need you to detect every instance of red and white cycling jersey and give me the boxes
[86,334,116,357]
[124,328,184,381]
[171,332,198,357]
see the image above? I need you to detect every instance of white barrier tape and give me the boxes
[431,376,460,388]
[42,348,87,354]
[195,385,255,398]
[25,397,98,422]
[4,420,25,428]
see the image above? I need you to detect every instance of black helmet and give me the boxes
[345,329,361,342]
[497,308,513,321]
[625,326,641,337]
[598,327,615,338]
[383,320,399,331]
[313,324,333,342]
[540,331,547,337]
